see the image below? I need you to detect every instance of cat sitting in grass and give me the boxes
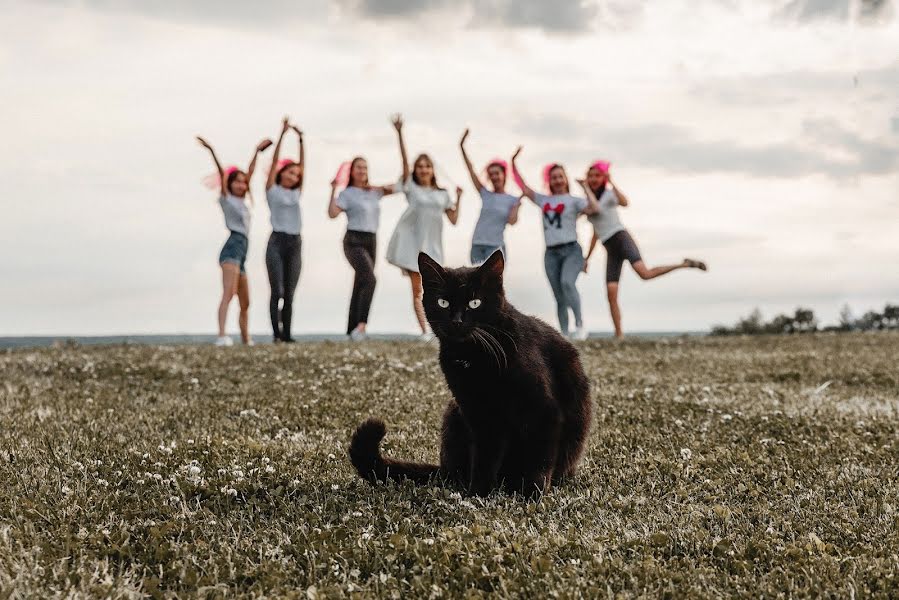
[349,251,592,497]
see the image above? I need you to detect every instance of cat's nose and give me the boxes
[452,312,464,324]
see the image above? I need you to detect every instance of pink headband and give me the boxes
[590,160,611,174]
[265,158,297,178]
[542,163,565,192]
[333,161,352,188]
[485,158,508,172]
[203,165,240,190]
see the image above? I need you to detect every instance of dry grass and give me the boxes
[1,333,898,598]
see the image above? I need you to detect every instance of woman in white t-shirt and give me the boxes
[328,157,398,341]
[459,128,521,265]
[511,147,599,340]
[265,116,305,344]
[196,135,272,347]
[582,160,707,339]
[385,114,462,339]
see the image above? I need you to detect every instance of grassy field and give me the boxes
[1,333,897,598]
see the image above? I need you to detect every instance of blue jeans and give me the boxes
[544,242,584,333]
[471,244,505,266]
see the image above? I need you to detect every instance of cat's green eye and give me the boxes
[468,299,482,309]
[437,298,450,309]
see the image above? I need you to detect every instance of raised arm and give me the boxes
[392,114,409,182]
[267,117,290,190]
[291,124,305,186]
[608,175,629,207]
[459,129,484,191]
[511,146,537,202]
[196,136,225,192]
[247,138,273,182]
[577,179,600,216]
[446,186,462,225]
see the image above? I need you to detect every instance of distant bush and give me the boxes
[712,307,818,336]
[713,303,898,336]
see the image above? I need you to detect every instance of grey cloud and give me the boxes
[517,114,898,178]
[336,0,599,31]
[34,0,330,28]
[778,0,895,24]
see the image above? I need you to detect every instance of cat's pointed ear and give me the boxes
[478,249,505,285]
[418,252,445,288]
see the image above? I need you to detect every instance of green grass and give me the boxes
[1,333,898,598]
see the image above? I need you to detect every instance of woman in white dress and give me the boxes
[385,114,462,339]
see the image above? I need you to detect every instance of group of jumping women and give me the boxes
[196,115,707,346]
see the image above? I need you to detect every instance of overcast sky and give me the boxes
[1,0,897,336]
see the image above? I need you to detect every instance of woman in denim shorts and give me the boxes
[197,135,272,346]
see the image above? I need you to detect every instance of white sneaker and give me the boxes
[215,336,233,347]
[350,328,367,342]
[572,326,589,341]
[419,332,435,343]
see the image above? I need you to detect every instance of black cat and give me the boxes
[349,251,592,496]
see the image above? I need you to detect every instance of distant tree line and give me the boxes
[711,303,898,336]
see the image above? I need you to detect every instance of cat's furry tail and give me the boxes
[349,418,441,485]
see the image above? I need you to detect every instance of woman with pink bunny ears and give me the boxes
[583,160,707,339]
[511,147,599,340]
[459,129,521,265]
[264,116,305,343]
[196,134,272,347]
[328,157,398,341]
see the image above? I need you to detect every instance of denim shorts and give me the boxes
[470,243,505,266]
[219,231,248,274]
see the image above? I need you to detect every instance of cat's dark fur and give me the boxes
[349,251,592,496]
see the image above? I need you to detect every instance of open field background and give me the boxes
[1,333,898,598]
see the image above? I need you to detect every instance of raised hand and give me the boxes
[281,116,290,134]
[576,178,587,187]
[257,138,273,152]
[512,146,523,161]
[460,128,470,147]
[455,186,463,198]
[391,113,404,132]
[196,136,212,149]
[290,125,303,137]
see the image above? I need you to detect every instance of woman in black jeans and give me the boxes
[265,117,305,343]
[328,158,397,340]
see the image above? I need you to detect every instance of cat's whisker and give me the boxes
[474,327,507,370]
[481,328,509,369]
[472,329,502,369]
[479,323,518,353]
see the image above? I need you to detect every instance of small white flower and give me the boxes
[680,448,693,461]
[61,485,72,495]
[188,465,201,476]
[721,414,733,422]
[264,465,275,474]
[190,378,199,385]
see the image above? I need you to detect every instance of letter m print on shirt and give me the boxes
[543,203,564,229]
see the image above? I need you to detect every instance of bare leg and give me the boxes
[218,263,240,336]
[409,271,428,334]
[607,282,623,339]
[237,273,251,344]
[631,259,688,281]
